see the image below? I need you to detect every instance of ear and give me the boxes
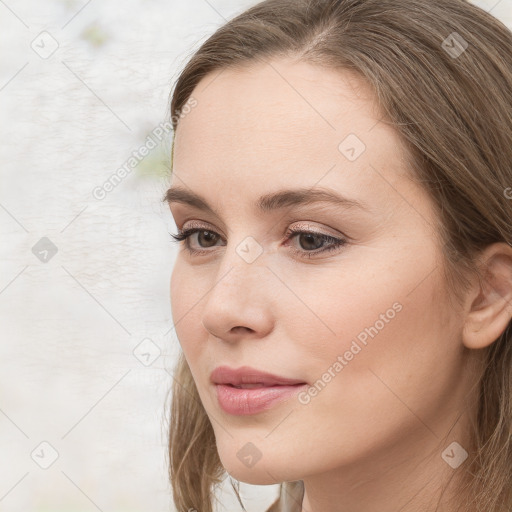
[462,242,512,350]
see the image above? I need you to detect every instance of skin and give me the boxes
[167,57,512,512]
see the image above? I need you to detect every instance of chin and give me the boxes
[224,464,284,485]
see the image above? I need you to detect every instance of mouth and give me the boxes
[213,382,308,415]
[210,365,307,415]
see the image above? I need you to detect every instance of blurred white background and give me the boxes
[0,0,510,511]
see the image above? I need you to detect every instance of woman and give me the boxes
[163,0,512,510]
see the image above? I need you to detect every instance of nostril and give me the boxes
[231,326,253,333]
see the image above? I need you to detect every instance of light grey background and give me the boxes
[0,0,510,511]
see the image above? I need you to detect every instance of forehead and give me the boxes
[171,57,414,212]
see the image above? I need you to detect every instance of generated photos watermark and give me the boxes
[298,301,403,405]
[92,96,197,201]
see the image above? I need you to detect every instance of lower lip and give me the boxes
[215,383,307,415]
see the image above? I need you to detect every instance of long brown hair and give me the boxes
[165,1,512,510]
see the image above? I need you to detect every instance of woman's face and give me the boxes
[167,57,477,486]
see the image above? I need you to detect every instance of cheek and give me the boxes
[295,259,455,402]
[280,244,457,418]
[275,248,429,362]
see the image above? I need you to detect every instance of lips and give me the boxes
[210,365,306,387]
[210,365,308,415]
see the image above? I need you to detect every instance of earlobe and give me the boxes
[462,243,512,350]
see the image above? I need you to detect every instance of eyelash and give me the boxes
[169,226,347,259]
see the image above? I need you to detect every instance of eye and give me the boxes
[170,225,347,259]
[170,227,222,256]
[284,227,347,258]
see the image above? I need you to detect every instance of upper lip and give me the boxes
[210,365,306,387]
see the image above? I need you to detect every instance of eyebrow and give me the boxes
[163,186,371,218]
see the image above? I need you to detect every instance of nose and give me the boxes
[200,246,274,343]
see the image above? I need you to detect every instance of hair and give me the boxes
[164,0,512,510]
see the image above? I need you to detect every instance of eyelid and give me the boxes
[179,219,226,236]
[179,219,346,240]
[288,221,347,240]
